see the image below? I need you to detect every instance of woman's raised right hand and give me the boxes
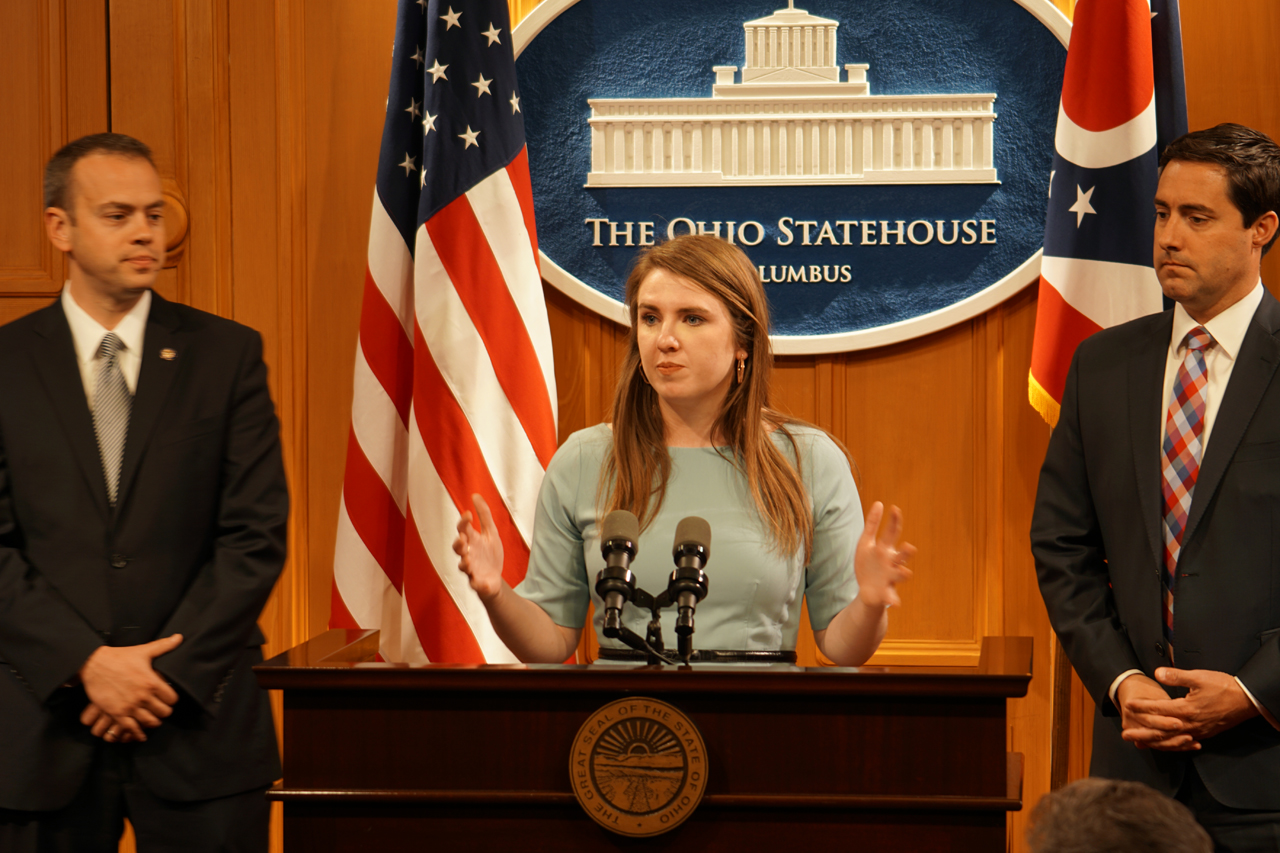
[454,494,505,602]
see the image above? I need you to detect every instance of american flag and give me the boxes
[1028,0,1186,427]
[330,0,558,663]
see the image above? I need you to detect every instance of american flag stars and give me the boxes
[383,0,528,202]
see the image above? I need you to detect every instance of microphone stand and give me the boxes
[600,586,682,665]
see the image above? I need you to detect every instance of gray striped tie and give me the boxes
[92,332,131,506]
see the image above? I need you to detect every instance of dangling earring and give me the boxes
[640,367,652,386]
[737,358,745,384]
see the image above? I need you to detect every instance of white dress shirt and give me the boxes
[1109,282,1278,728]
[61,284,151,409]
[1158,282,1264,448]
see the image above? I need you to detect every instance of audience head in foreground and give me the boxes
[1028,778,1212,853]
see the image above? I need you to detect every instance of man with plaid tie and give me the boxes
[0,134,287,851]
[1033,123,1280,851]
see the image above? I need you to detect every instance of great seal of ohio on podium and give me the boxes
[570,697,708,837]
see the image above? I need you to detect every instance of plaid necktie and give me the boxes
[1160,325,1214,653]
[92,332,131,506]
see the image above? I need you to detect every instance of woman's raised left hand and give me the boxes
[854,501,915,608]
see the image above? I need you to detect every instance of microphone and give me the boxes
[595,510,639,636]
[669,517,710,649]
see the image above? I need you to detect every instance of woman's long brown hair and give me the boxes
[601,234,819,562]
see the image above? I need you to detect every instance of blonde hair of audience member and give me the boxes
[1027,778,1212,853]
[605,233,822,561]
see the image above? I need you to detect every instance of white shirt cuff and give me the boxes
[1235,677,1280,730]
[1108,669,1145,706]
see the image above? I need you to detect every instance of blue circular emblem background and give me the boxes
[516,0,1066,337]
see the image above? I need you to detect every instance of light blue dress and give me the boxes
[514,423,862,652]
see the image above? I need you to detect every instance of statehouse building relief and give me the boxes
[586,1,999,187]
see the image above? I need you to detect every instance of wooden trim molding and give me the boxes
[867,640,984,667]
[161,177,189,268]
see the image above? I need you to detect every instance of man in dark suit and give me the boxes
[1032,123,1280,851]
[0,133,287,851]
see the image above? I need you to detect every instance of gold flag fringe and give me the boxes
[1028,374,1060,429]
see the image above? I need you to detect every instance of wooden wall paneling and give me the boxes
[270,0,312,655]
[0,0,58,293]
[226,0,284,657]
[772,355,817,422]
[770,356,821,665]
[302,0,400,644]
[546,285,591,439]
[65,0,110,144]
[846,324,983,665]
[1067,667,1094,781]
[975,309,1007,643]
[107,0,188,307]
[179,0,234,318]
[270,7,311,845]
[1179,0,1280,296]
[817,355,848,437]
[0,0,107,298]
[999,282,1055,851]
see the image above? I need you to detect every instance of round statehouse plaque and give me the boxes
[570,697,708,837]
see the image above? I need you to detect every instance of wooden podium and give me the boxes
[256,631,1031,851]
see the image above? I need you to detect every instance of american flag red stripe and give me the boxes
[342,430,407,590]
[402,504,488,662]
[358,270,415,423]
[408,321,532,579]
[426,195,556,466]
[332,0,557,664]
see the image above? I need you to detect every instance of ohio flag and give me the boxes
[1028,0,1186,426]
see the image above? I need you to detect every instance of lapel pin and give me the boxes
[160,348,177,361]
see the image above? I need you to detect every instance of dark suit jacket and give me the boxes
[0,292,287,812]
[1032,288,1280,810]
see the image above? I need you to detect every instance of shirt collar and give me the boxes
[1169,280,1264,362]
[61,284,152,366]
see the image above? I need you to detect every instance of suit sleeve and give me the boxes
[0,426,105,701]
[1030,348,1144,713]
[1237,626,1280,717]
[152,330,288,716]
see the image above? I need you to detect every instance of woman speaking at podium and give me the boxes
[454,234,912,665]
